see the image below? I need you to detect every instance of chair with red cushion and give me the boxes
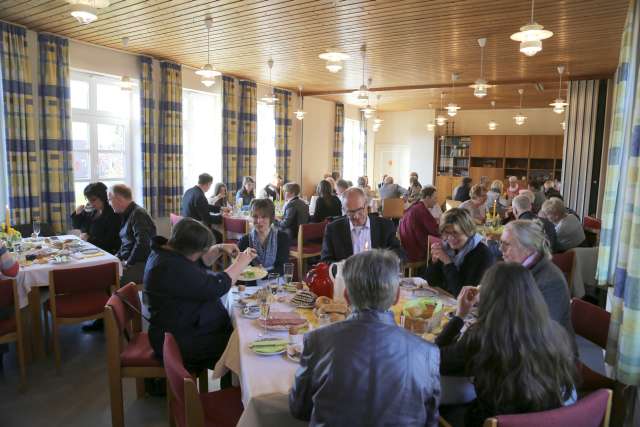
[43,261,119,372]
[170,213,184,228]
[0,278,26,390]
[163,333,243,427]
[483,388,612,427]
[583,216,602,231]
[551,250,576,288]
[290,221,328,278]
[222,217,249,245]
[583,216,602,246]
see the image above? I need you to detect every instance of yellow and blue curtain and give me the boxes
[596,0,640,386]
[238,80,257,186]
[158,61,182,216]
[332,103,344,176]
[359,110,368,177]
[140,55,159,217]
[222,75,239,194]
[274,88,292,182]
[0,21,40,225]
[38,33,74,234]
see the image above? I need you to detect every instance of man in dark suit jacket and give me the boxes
[321,187,405,263]
[181,173,224,230]
[278,182,309,241]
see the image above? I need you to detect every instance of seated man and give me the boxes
[512,194,559,253]
[289,250,440,426]
[277,182,309,241]
[378,176,406,200]
[108,184,157,285]
[258,174,284,201]
[321,187,405,263]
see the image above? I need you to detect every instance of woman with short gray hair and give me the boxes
[540,198,585,251]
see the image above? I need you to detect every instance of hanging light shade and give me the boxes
[469,38,494,98]
[513,89,528,126]
[549,65,569,114]
[295,110,306,120]
[446,72,460,116]
[510,0,553,57]
[446,103,460,117]
[561,122,566,130]
[294,85,306,120]
[436,92,448,126]
[361,103,376,119]
[261,58,278,105]
[195,18,221,87]
[67,1,110,24]
[487,100,498,130]
[351,45,372,106]
[319,51,350,73]
[427,122,436,131]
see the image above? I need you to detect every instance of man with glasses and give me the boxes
[320,187,405,263]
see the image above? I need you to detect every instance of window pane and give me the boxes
[71,80,89,109]
[74,181,89,205]
[97,83,130,116]
[256,102,276,191]
[73,151,91,180]
[72,122,90,150]
[98,152,125,179]
[97,123,125,150]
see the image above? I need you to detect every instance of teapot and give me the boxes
[305,263,334,299]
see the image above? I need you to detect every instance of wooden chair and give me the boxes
[381,198,405,219]
[445,199,461,211]
[483,388,612,427]
[222,217,249,245]
[0,278,26,390]
[290,221,328,279]
[43,262,119,372]
[551,250,576,289]
[163,332,243,427]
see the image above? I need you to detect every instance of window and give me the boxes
[256,101,276,191]
[343,118,365,184]
[182,89,222,190]
[70,71,137,205]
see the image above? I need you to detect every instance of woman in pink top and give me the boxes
[398,186,440,262]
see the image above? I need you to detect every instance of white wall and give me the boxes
[300,97,334,197]
[451,108,565,135]
[374,109,436,187]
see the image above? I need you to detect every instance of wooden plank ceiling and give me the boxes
[0,0,628,111]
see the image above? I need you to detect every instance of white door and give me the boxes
[374,144,411,187]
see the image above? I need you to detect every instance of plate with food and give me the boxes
[248,338,288,356]
[239,266,268,281]
[399,277,428,290]
[257,312,308,331]
[290,289,317,308]
[313,296,350,323]
[402,298,444,334]
[286,344,303,363]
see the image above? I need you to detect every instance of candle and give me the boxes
[492,200,497,218]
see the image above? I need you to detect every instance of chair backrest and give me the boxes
[223,217,249,235]
[483,389,612,427]
[583,216,601,230]
[170,213,184,226]
[551,250,575,286]
[51,261,119,295]
[163,333,192,424]
[105,283,142,339]
[382,198,405,219]
[445,199,461,211]
[299,221,327,244]
[571,298,610,349]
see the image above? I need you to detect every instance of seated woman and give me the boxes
[144,218,256,371]
[238,199,291,281]
[424,208,495,296]
[459,184,488,224]
[540,197,585,251]
[209,182,229,209]
[436,263,577,427]
[405,174,423,204]
[312,180,342,222]
[70,182,121,254]
[235,176,256,209]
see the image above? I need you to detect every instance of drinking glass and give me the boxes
[259,302,271,337]
[267,273,280,295]
[32,220,41,240]
[283,263,294,286]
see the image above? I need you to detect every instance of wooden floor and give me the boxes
[0,323,168,427]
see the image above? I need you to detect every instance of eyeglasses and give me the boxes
[442,230,464,239]
[346,207,366,217]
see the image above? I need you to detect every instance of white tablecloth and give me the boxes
[14,235,122,308]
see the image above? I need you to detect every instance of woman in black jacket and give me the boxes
[425,208,495,296]
[312,179,342,222]
[70,182,121,254]
[436,263,577,427]
[144,218,256,370]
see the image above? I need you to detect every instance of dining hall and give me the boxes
[0,0,638,426]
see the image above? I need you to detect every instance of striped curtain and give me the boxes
[158,61,183,216]
[238,80,257,185]
[38,33,74,234]
[332,103,344,176]
[0,22,40,225]
[596,0,640,386]
[140,56,159,217]
[359,110,368,176]
[274,88,292,182]
[222,75,239,194]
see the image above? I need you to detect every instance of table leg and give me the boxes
[28,287,44,360]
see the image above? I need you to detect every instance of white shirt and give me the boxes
[349,216,371,255]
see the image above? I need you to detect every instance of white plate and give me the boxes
[80,248,101,255]
[249,339,287,356]
[238,266,268,281]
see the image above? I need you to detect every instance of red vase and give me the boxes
[305,262,334,299]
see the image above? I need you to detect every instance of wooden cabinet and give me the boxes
[470,167,504,186]
[505,136,530,158]
[554,135,564,159]
[435,175,462,204]
[530,135,556,159]
[470,135,486,157]
[470,135,505,158]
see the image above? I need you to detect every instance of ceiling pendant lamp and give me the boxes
[120,38,133,91]
[261,58,278,105]
[352,45,371,107]
[372,96,383,132]
[513,88,528,126]
[561,122,566,131]
[361,86,376,119]
[294,85,306,120]
[550,65,569,114]
[510,0,553,57]
[469,38,493,98]
[446,73,461,117]
[195,17,221,87]
[67,0,110,25]
[318,2,350,73]
[488,100,498,130]
[436,93,448,126]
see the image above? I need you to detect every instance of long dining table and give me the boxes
[214,283,476,427]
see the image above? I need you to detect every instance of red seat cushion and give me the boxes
[201,387,244,427]
[46,290,109,318]
[0,316,16,336]
[292,243,322,255]
[121,332,161,367]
